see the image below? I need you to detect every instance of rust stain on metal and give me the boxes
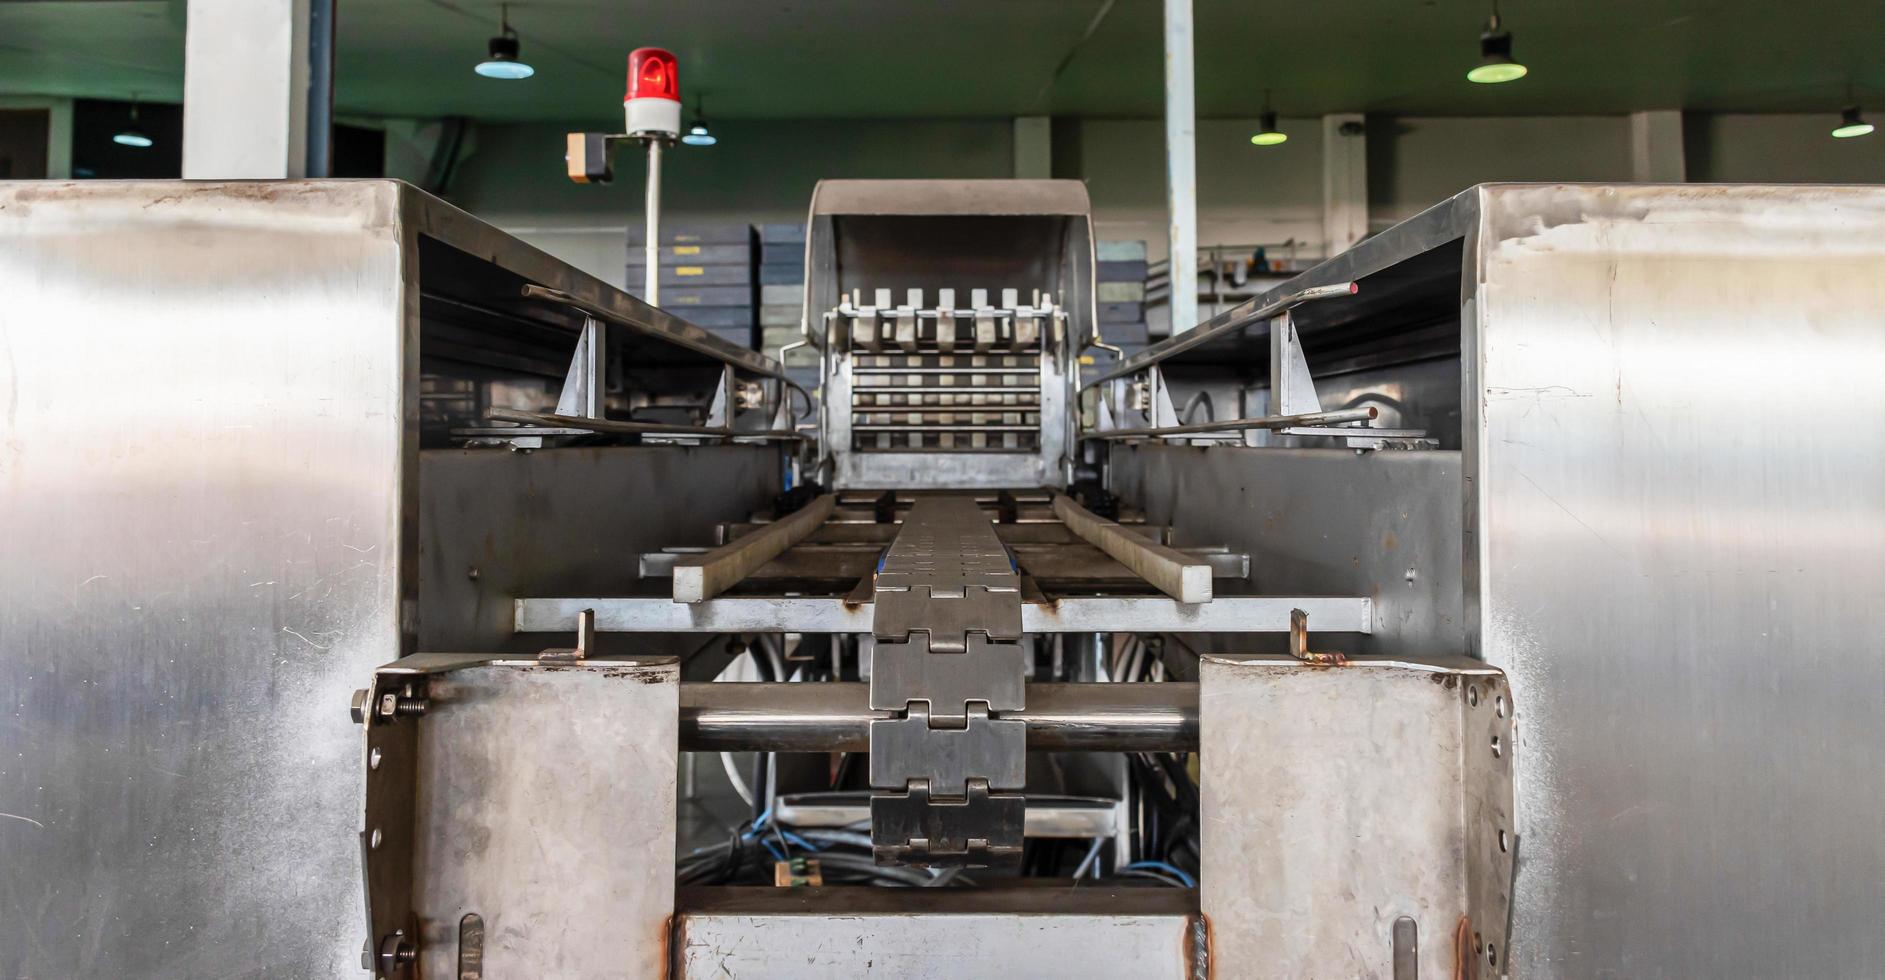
[1454,914,1477,980]
[663,912,679,980]
[1194,911,1215,980]
[1287,607,1346,666]
[602,666,672,684]
[840,574,875,611]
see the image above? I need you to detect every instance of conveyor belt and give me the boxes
[560,487,1374,869]
[867,495,1030,866]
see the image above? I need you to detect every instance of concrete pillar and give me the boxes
[1321,114,1367,257]
[44,99,73,180]
[183,0,311,178]
[1630,110,1686,182]
[1163,0,1199,333]
[1014,116,1051,179]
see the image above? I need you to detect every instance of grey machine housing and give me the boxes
[2,178,1881,979]
[802,179,1095,490]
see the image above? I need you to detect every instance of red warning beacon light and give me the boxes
[625,48,681,138]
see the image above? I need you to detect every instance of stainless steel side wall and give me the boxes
[419,445,779,657]
[1465,184,1885,976]
[0,181,786,977]
[0,182,412,976]
[1111,445,1465,660]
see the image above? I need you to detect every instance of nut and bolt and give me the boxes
[351,687,428,724]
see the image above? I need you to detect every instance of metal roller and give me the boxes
[679,681,1199,754]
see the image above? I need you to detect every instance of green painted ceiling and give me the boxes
[2,0,1881,124]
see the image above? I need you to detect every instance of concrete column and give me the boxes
[1321,114,1367,258]
[1630,110,1686,182]
[44,99,72,180]
[1014,116,1051,179]
[183,0,311,178]
[1163,0,1199,333]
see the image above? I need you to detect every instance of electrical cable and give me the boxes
[1070,834,1107,881]
[787,380,814,424]
[719,750,754,807]
[1123,860,1196,888]
[797,828,873,850]
[924,867,963,887]
[1181,390,1215,424]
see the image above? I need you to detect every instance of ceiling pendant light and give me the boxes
[1467,1,1528,84]
[1832,105,1874,139]
[113,97,153,148]
[681,96,717,146]
[1250,92,1287,146]
[475,4,534,79]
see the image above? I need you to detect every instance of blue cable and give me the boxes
[742,807,774,840]
[1123,861,1197,888]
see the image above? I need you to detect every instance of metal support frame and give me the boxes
[1163,0,1199,333]
[1087,295,1432,451]
[643,137,664,304]
[305,0,335,178]
[1269,310,1321,416]
[1084,281,1356,388]
[554,316,608,419]
[481,408,802,443]
[515,594,1374,635]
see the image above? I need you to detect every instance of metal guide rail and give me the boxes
[579,486,1379,870]
[829,288,1065,453]
[526,488,1378,637]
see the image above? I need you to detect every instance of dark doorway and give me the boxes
[0,109,50,179]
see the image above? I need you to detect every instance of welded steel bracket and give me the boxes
[1200,654,1517,977]
[355,654,677,979]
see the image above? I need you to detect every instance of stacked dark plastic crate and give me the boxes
[626,222,757,350]
[1096,240,1150,365]
[757,223,819,394]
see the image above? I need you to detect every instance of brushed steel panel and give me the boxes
[1112,444,1463,660]
[0,181,410,976]
[1466,184,1885,977]
[1200,654,1515,979]
[675,887,1196,979]
[0,179,769,977]
[418,445,780,657]
[412,660,677,980]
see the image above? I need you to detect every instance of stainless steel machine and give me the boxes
[3,179,1881,979]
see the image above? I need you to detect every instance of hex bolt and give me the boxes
[375,691,429,720]
[350,689,370,724]
[378,931,418,975]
